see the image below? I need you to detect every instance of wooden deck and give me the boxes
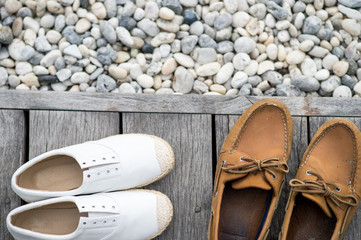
[1,91,361,239]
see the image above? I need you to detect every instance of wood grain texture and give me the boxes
[309,117,361,240]
[0,110,26,240]
[29,111,120,158]
[122,113,212,240]
[1,90,361,116]
[214,115,308,239]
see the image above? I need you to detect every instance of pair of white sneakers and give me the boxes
[7,134,175,240]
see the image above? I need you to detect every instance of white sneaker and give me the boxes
[12,134,174,202]
[7,190,173,240]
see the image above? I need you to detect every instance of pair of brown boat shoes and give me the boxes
[209,99,361,240]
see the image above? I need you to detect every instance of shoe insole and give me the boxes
[286,195,336,240]
[11,202,88,235]
[218,183,270,240]
[17,155,83,191]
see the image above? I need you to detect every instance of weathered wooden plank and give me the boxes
[29,111,120,159]
[309,117,361,240]
[0,110,26,240]
[122,113,212,240]
[214,115,308,239]
[1,91,361,116]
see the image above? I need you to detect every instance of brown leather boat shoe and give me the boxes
[208,99,293,240]
[279,119,361,240]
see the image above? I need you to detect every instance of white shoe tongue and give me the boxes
[301,192,333,218]
[231,172,272,190]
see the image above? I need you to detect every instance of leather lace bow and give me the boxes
[289,171,358,207]
[222,157,289,179]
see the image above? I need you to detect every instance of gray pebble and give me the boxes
[317,28,332,40]
[197,48,217,64]
[100,21,116,44]
[214,12,232,31]
[119,16,137,31]
[248,75,262,87]
[0,67,8,86]
[267,1,288,20]
[293,1,306,12]
[217,41,233,53]
[173,66,194,93]
[189,21,204,36]
[38,75,59,84]
[333,85,352,98]
[162,0,183,15]
[320,76,340,94]
[35,36,52,52]
[262,71,282,86]
[264,87,277,96]
[341,75,357,89]
[0,48,9,59]
[97,46,117,65]
[347,60,358,75]
[55,57,66,70]
[292,75,320,92]
[137,18,160,37]
[198,34,217,49]
[338,0,361,8]
[298,34,321,45]
[276,84,303,97]
[105,0,117,18]
[249,3,267,19]
[21,46,35,60]
[181,35,198,54]
[29,53,44,65]
[96,38,108,48]
[63,27,82,45]
[0,26,13,44]
[238,83,252,96]
[55,15,66,32]
[302,16,322,34]
[96,74,117,92]
[332,47,344,59]
[17,7,32,18]
[90,68,104,80]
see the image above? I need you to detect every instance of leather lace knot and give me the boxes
[222,157,289,179]
[289,171,358,208]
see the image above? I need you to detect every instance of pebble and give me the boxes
[286,51,306,65]
[184,10,197,25]
[71,72,89,84]
[119,82,136,94]
[108,65,127,80]
[210,84,226,95]
[333,85,352,98]
[104,0,116,18]
[160,7,175,21]
[75,18,91,33]
[91,2,107,19]
[97,46,117,65]
[196,62,221,76]
[137,74,154,88]
[216,63,234,84]
[181,35,198,54]
[33,65,48,76]
[342,19,361,36]
[299,40,314,52]
[198,34,217,49]
[257,61,275,75]
[249,3,267,19]
[320,76,340,94]
[232,12,250,28]
[40,14,55,29]
[338,4,361,20]
[338,0,361,8]
[342,75,357,89]
[56,69,72,81]
[314,69,330,81]
[292,75,320,92]
[333,61,349,77]
[0,26,13,44]
[214,13,232,30]
[138,18,160,37]
[234,37,256,53]
[0,67,8,86]
[197,48,217,64]
[301,58,317,76]
[40,50,62,67]
[267,1,288,20]
[266,44,278,60]
[64,45,82,59]
[151,32,176,47]
[23,17,40,33]
[9,39,25,61]
[231,71,248,88]
[303,16,322,34]
[174,53,194,68]
[21,74,40,87]
[262,71,282,86]
[15,62,32,75]
[322,54,339,70]
[233,53,251,71]
[46,30,62,44]
[96,74,116,92]
[173,67,194,93]
[116,27,134,47]
[5,0,22,14]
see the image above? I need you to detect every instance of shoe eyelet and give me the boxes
[92,205,95,208]
[83,222,87,225]
[112,206,115,209]
[87,174,91,178]
[214,191,218,196]
[211,211,214,216]
[112,156,116,159]
[93,222,96,225]
[115,168,118,171]
[112,219,116,222]
[306,170,311,176]
[92,159,96,162]
[335,187,342,192]
[103,220,107,224]
[81,206,85,208]
[107,170,110,173]
[271,174,277,180]
[239,156,244,162]
[83,162,86,165]
[102,205,105,208]
[222,160,226,166]
[102,157,106,160]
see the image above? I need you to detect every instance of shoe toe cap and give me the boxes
[153,137,175,175]
[155,192,173,234]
